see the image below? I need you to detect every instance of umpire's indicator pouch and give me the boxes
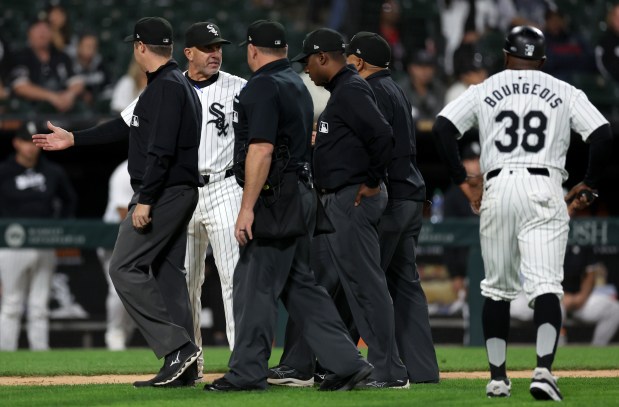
[253,171,307,239]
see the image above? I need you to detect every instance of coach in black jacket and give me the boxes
[33,17,202,387]
[346,31,439,384]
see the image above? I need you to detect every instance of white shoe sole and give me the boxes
[486,380,511,397]
[153,349,202,386]
[267,377,314,387]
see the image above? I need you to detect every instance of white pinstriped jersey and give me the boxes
[191,71,246,174]
[121,71,246,174]
[438,69,608,180]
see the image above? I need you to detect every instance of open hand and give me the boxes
[32,121,74,151]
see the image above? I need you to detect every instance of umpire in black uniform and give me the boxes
[33,17,202,387]
[274,28,408,388]
[204,20,372,392]
[346,32,440,384]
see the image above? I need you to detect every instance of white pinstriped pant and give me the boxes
[479,167,569,302]
[0,248,56,350]
[186,176,242,363]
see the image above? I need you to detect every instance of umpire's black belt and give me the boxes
[317,184,353,196]
[202,168,234,184]
[486,167,549,181]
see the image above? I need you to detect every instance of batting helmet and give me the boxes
[503,25,546,60]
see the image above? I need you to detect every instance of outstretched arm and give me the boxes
[32,121,75,150]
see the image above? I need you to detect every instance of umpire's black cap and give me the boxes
[239,20,287,48]
[291,28,346,63]
[124,17,173,45]
[185,22,231,48]
[346,31,391,68]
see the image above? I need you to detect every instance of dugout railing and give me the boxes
[1,217,617,346]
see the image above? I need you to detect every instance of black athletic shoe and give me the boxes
[134,365,198,388]
[318,363,374,391]
[267,365,314,387]
[530,367,563,401]
[203,377,262,392]
[151,341,201,387]
[355,378,410,389]
[314,371,327,385]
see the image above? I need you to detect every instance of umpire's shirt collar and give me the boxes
[365,68,391,81]
[324,64,357,92]
[146,59,179,84]
[251,58,290,78]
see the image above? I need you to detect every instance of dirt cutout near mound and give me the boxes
[1,371,619,386]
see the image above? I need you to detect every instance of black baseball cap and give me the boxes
[15,121,39,140]
[239,20,286,48]
[185,22,231,48]
[346,31,391,68]
[291,28,346,62]
[408,49,436,66]
[124,17,173,45]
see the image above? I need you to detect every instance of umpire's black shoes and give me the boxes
[203,377,262,392]
[355,378,410,389]
[150,341,201,387]
[267,364,314,387]
[318,363,374,391]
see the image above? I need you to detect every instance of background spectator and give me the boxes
[97,159,134,351]
[512,245,619,346]
[595,3,619,83]
[448,35,488,103]
[45,3,76,54]
[542,9,595,82]
[399,49,446,128]
[9,19,84,113]
[109,59,146,114]
[71,31,111,109]
[443,142,481,319]
[0,121,77,350]
[439,0,499,76]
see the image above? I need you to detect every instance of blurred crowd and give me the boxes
[1,1,619,124]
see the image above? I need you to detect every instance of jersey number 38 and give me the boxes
[495,110,547,153]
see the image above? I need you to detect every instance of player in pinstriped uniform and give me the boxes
[433,26,612,401]
[118,22,246,379]
[181,22,246,376]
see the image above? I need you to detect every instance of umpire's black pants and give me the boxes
[110,185,198,359]
[224,182,367,389]
[281,184,408,381]
[379,199,439,383]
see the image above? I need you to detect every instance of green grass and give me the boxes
[1,346,618,376]
[1,346,618,406]
[1,379,618,406]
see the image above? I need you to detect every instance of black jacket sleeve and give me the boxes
[432,116,467,184]
[73,117,129,146]
[584,123,613,189]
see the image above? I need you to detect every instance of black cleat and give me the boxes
[267,365,314,387]
[203,377,262,392]
[318,363,374,391]
[151,341,201,387]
